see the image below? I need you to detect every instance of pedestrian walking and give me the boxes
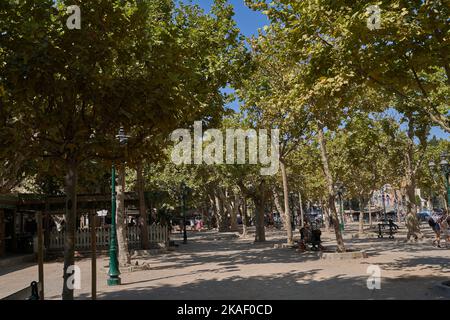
[428,214,441,247]
[405,212,422,241]
[438,214,449,246]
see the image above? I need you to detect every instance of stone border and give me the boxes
[273,243,296,249]
[102,260,152,274]
[320,250,368,260]
[131,248,168,257]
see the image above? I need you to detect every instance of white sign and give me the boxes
[126,209,140,215]
[97,210,108,217]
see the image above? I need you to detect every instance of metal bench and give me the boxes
[299,224,323,251]
[377,220,399,239]
[2,281,41,300]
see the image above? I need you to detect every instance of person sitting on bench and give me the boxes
[299,221,311,251]
[310,225,325,251]
[388,219,399,229]
[299,221,324,251]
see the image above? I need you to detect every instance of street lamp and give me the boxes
[107,127,128,286]
[430,152,450,210]
[181,182,188,244]
[334,181,345,232]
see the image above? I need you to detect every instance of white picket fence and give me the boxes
[45,224,168,251]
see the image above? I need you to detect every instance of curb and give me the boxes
[320,250,368,260]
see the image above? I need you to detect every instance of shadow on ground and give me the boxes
[79,272,448,300]
[148,238,322,271]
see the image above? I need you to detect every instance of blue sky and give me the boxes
[186,0,449,140]
[187,0,268,37]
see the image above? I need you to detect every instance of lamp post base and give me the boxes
[107,276,121,286]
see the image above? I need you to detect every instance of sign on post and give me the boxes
[97,210,108,217]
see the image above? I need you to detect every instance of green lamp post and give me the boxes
[334,181,345,232]
[107,163,121,286]
[429,152,450,210]
[107,127,128,286]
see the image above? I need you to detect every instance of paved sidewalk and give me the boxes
[1,223,449,300]
[0,254,35,269]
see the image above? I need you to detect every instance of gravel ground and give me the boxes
[1,222,449,300]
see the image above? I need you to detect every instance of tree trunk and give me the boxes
[221,189,237,232]
[404,118,421,239]
[116,165,130,266]
[317,123,346,252]
[215,191,228,232]
[62,158,78,300]
[272,187,285,220]
[358,196,365,235]
[208,195,216,229]
[253,196,266,242]
[241,196,248,237]
[230,193,239,232]
[322,200,330,232]
[298,192,304,228]
[393,190,401,223]
[136,163,149,250]
[251,181,267,242]
[280,160,294,245]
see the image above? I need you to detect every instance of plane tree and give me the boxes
[246,0,449,132]
[0,0,245,299]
